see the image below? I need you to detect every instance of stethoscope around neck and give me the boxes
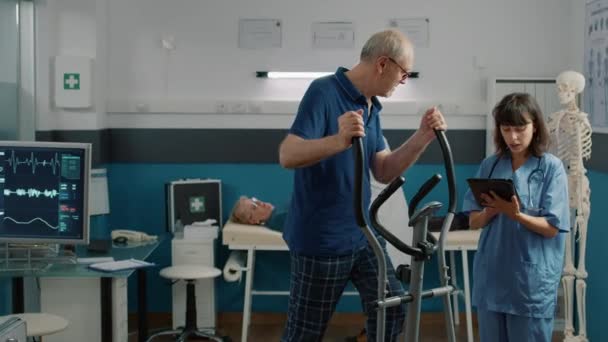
[487,154,545,213]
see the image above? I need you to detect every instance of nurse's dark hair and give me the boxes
[493,92,549,157]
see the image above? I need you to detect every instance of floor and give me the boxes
[132,312,564,341]
[133,312,479,342]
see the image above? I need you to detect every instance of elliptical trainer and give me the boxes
[352,130,457,342]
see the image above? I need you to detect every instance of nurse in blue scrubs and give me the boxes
[463,93,570,341]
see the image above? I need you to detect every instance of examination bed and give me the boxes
[222,220,288,342]
[222,220,480,342]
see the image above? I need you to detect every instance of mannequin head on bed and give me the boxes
[230,196,275,225]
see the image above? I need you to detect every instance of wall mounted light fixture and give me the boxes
[256,71,419,79]
[256,71,333,79]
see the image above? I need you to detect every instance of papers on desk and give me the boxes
[88,258,155,272]
[77,257,115,264]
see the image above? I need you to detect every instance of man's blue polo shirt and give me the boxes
[283,67,387,256]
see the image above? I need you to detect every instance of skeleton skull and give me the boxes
[557,83,577,105]
[556,71,586,106]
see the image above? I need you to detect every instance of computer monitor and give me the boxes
[0,141,91,245]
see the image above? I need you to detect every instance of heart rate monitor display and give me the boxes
[0,142,91,244]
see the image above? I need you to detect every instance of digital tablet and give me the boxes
[466,178,519,206]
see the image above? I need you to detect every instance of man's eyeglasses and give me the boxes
[251,197,260,209]
[387,57,411,81]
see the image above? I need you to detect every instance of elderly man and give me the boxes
[279,29,447,341]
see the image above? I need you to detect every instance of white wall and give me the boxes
[0,0,18,83]
[36,0,581,131]
[35,0,107,130]
[571,1,587,72]
[1,0,19,140]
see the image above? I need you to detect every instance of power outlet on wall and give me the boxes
[229,101,247,114]
[247,101,263,113]
[216,100,259,114]
[438,103,461,115]
[216,101,229,113]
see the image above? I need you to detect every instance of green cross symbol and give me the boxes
[189,196,205,213]
[64,73,80,90]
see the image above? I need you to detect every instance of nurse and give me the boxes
[463,92,570,341]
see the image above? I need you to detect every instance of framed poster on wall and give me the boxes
[585,0,608,130]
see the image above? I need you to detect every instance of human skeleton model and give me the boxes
[546,71,592,342]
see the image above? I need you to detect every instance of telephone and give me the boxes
[111,229,158,243]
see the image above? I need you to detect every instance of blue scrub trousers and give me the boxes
[477,308,554,342]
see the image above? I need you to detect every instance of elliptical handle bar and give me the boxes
[408,174,442,218]
[435,130,457,213]
[352,137,367,227]
[352,136,391,342]
[369,177,426,258]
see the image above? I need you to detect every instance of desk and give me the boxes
[3,236,163,342]
[431,229,481,342]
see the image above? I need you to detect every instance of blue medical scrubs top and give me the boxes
[283,67,386,256]
[463,152,570,318]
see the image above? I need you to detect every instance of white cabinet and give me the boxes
[171,236,216,329]
[39,277,128,342]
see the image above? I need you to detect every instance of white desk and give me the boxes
[5,238,163,342]
[432,229,481,342]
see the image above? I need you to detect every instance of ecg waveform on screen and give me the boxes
[4,151,61,175]
[3,188,59,198]
[0,205,76,232]
[1,216,59,230]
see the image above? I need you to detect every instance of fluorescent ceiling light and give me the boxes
[256,71,419,79]
[256,71,333,79]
